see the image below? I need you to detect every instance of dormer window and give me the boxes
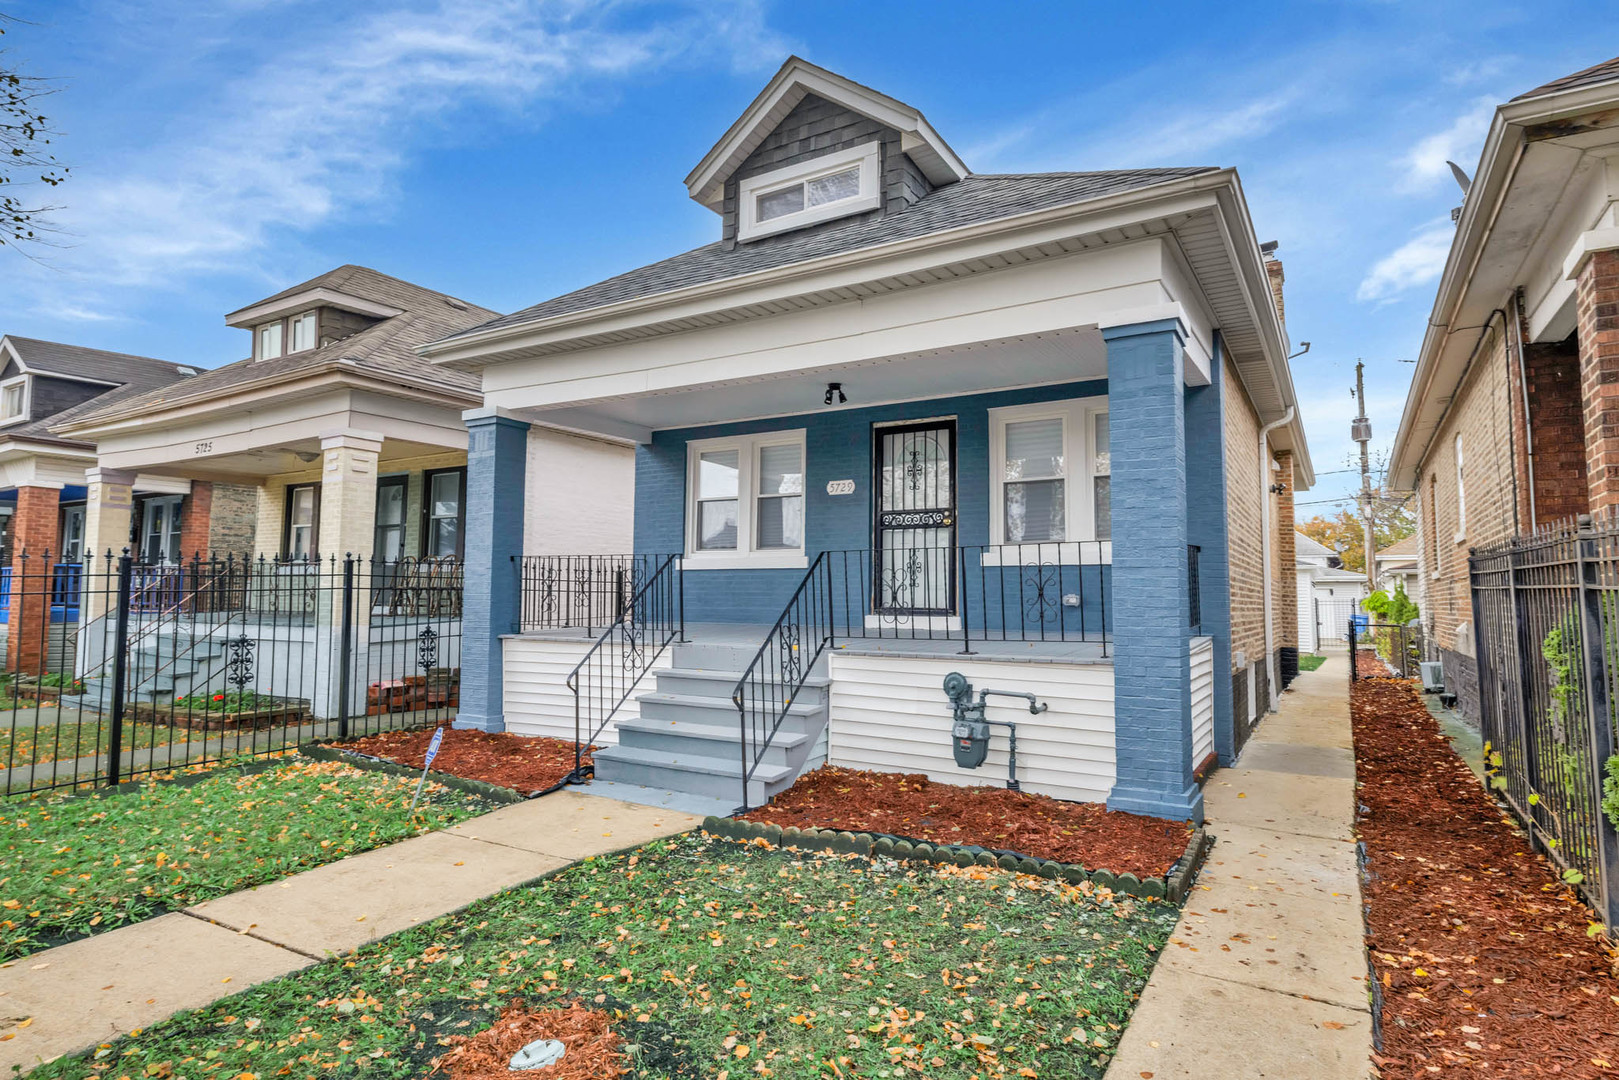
[0,377,25,424]
[257,321,283,361]
[290,311,317,352]
[737,141,882,241]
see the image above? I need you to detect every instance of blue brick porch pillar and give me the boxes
[455,409,530,733]
[1103,319,1202,824]
[1185,332,1234,766]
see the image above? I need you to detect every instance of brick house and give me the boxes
[426,58,1313,820]
[1389,55,1619,722]
[0,335,218,674]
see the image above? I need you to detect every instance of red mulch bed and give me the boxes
[740,765,1190,876]
[435,1002,625,1079]
[1352,678,1619,1077]
[1356,649,1395,679]
[340,727,586,795]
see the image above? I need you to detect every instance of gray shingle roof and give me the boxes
[0,337,195,448]
[60,266,499,432]
[438,168,1213,343]
[1513,55,1619,101]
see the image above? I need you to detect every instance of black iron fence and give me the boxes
[1348,619,1423,681]
[515,554,662,633]
[1468,515,1619,932]
[0,550,463,799]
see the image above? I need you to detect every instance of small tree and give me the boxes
[0,15,67,250]
[1361,581,1419,624]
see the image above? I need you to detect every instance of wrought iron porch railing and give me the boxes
[515,554,666,633]
[731,551,833,811]
[565,554,684,782]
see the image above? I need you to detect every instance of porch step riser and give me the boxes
[671,643,831,674]
[615,726,803,767]
[654,669,829,704]
[590,754,774,805]
[637,699,824,734]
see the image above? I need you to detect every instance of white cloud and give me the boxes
[42,0,787,289]
[1397,98,1494,193]
[1356,219,1456,302]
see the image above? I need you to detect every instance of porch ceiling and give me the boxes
[109,437,465,484]
[519,326,1109,439]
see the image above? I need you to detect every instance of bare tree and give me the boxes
[1,14,66,249]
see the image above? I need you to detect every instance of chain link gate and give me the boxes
[0,550,463,798]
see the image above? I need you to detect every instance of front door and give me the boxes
[140,496,184,565]
[873,420,956,616]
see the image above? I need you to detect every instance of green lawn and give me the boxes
[0,717,199,769]
[1298,653,1327,672]
[0,759,494,960]
[34,832,1180,1079]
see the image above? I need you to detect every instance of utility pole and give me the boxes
[1353,361,1376,586]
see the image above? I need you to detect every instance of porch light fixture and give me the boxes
[824,382,846,406]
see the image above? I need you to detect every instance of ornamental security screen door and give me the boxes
[873,420,956,617]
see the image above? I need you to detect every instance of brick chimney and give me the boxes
[1265,256,1286,328]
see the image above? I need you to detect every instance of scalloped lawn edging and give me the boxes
[705,814,1213,903]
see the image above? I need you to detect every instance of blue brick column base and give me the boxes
[455,412,530,733]
[1102,320,1203,824]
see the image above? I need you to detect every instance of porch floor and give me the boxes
[511,622,1110,664]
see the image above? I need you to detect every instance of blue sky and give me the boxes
[2,0,1613,513]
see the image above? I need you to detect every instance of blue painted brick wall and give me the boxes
[457,413,529,733]
[634,379,1108,625]
[1185,333,1234,765]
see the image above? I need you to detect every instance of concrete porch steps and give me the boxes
[589,641,830,808]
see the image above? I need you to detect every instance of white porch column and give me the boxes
[83,467,137,622]
[317,431,382,561]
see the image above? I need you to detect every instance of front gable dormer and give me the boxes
[225,278,403,362]
[686,57,969,244]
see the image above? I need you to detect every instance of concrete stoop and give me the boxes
[590,641,830,807]
[1105,653,1374,1080]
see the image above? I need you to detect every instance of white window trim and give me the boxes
[685,429,808,569]
[0,374,29,427]
[737,142,882,242]
[256,320,284,362]
[288,310,319,354]
[1453,433,1466,543]
[986,397,1111,564]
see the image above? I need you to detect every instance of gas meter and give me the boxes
[942,672,1047,790]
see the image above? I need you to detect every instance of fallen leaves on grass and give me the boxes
[0,758,490,960]
[1352,678,1619,1077]
[742,766,1188,875]
[339,727,586,794]
[435,1002,625,1079]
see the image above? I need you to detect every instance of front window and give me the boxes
[61,505,85,562]
[737,142,881,241]
[424,468,465,558]
[140,496,184,565]
[285,483,318,560]
[257,321,284,361]
[687,431,807,561]
[0,379,25,422]
[290,311,318,353]
[374,476,406,562]
[991,399,1110,546]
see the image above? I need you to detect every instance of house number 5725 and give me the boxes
[194,441,213,455]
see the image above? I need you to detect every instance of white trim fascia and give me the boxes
[0,337,23,373]
[55,366,482,440]
[225,287,404,329]
[422,173,1238,364]
[0,438,95,464]
[683,57,968,210]
[13,369,120,389]
[1561,225,1619,279]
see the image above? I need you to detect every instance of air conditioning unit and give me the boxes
[1419,661,1444,694]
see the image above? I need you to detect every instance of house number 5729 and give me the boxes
[194,441,213,455]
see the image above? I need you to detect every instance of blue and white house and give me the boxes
[425,58,1313,822]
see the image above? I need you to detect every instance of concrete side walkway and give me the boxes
[0,789,700,1072]
[1109,653,1373,1079]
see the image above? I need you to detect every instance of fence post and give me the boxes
[1348,620,1356,685]
[337,555,355,740]
[1573,518,1619,932]
[105,550,133,787]
[1505,541,1544,823]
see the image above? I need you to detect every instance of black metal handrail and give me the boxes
[565,554,684,782]
[731,551,833,811]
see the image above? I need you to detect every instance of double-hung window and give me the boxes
[0,377,25,424]
[257,321,284,361]
[290,311,318,353]
[989,398,1110,554]
[687,431,806,567]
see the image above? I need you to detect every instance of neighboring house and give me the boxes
[1388,54,1619,722]
[50,265,636,717]
[425,57,1313,822]
[0,335,204,674]
[1294,531,1366,652]
[1373,533,1419,595]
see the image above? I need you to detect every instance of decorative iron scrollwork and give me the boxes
[226,634,255,690]
[417,626,440,671]
[1022,562,1060,626]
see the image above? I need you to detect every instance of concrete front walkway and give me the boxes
[0,789,701,1073]
[1109,653,1373,1079]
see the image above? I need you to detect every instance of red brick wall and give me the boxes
[1524,335,1588,525]
[1578,248,1619,513]
[6,486,59,675]
[179,482,212,560]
